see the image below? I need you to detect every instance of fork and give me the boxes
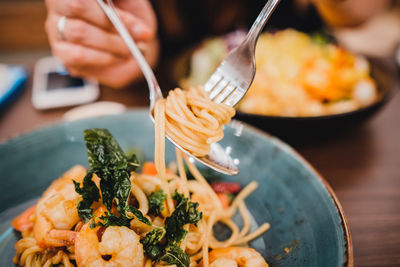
[204,0,280,106]
[96,0,239,175]
[96,0,162,112]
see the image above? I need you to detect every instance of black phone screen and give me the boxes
[46,72,85,91]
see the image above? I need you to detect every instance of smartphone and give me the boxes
[32,57,99,110]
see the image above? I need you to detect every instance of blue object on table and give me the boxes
[0,65,28,110]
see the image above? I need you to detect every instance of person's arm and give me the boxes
[311,0,391,27]
[45,0,159,88]
[311,0,400,57]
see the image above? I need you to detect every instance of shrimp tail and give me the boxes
[11,205,36,233]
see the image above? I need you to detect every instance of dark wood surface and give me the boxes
[297,92,400,267]
[0,62,399,267]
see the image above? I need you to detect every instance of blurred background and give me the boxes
[0,0,49,63]
[1,0,399,137]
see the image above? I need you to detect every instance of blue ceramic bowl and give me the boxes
[0,109,352,267]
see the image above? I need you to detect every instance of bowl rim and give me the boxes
[0,108,354,266]
[236,85,396,122]
[235,117,354,267]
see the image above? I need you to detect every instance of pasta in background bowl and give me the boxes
[0,110,352,266]
[176,29,397,142]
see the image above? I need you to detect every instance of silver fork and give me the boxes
[96,0,239,175]
[96,0,162,112]
[204,0,280,106]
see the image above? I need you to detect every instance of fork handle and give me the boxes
[96,0,162,104]
[244,0,281,49]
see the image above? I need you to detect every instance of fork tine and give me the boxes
[209,79,229,100]
[214,84,236,104]
[223,87,247,107]
[202,0,280,109]
[204,72,223,93]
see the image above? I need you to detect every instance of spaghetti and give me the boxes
[156,87,235,157]
[13,87,270,267]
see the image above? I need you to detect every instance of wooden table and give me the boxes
[298,92,400,267]
[1,63,399,267]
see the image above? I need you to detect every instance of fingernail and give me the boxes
[132,24,151,40]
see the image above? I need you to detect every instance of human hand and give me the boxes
[45,0,158,88]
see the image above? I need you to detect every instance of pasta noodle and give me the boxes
[13,87,270,267]
[158,87,235,157]
[152,87,269,266]
[14,233,75,267]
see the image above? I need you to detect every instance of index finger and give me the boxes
[46,0,153,41]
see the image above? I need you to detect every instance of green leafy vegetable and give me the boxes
[83,128,135,214]
[74,128,201,267]
[141,192,202,267]
[74,128,142,225]
[73,171,100,222]
[159,244,190,267]
[165,191,202,243]
[141,229,189,267]
[95,206,150,228]
[125,206,151,225]
[127,153,140,172]
[140,228,166,260]
[98,212,130,227]
[148,190,167,216]
[310,31,331,46]
[172,190,185,204]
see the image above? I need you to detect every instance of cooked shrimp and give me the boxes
[75,223,144,267]
[11,205,36,233]
[33,165,89,247]
[210,258,238,267]
[203,247,268,267]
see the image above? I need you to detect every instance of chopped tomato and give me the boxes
[142,162,158,176]
[211,182,241,194]
[217,193,231,209]
[142,161,174,176]
[11,205,36,232]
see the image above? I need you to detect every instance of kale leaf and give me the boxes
[98,212,130,227]
[141,192,202,267]
[74,129,141,224]
[165,192,202,243]
[74,128,200,267]
[160,243,190,267]
[141,227,166,247]
[140,227,166,260]
[83,128,133,214]
[127,153,140,172]
[125,206,151,225]
[141,229,189,267]
[96,207,150,228]
[73,171,100,222]
[148,190,167,216]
